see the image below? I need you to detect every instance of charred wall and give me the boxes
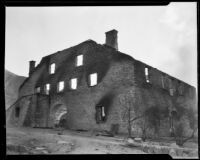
[15,40,196,138]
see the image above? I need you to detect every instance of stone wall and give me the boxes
[15,40,197,138]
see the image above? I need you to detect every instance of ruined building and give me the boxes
[7,30,197,137]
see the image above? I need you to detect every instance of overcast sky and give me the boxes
[5,3,197,88]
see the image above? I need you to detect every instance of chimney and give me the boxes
[105,29,118,51]
[29,60,36,76]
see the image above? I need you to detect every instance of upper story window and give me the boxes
[145,67,150,83]
[178,83,184,95]
[44,83,50,95]
[161,75,165,88]
[35,87,40,93]
[50,63,56,74]
[89,73,98,86]
[70,78,77,90]
[168,79,172,89]
[76,55,83,67]
[57,81,65,92]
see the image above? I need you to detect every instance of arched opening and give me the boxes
[51,104,67,128]
[57,113,67,128]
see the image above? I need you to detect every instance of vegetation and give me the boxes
[121,90,197,145]
[173,106,197,146]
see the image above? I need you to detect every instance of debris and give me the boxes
[96,132,113,137]
[134,138,142,143]
[161,147,169,154]
[76,129,88,132]
[142,145,149,153]
[57,132,63,135]
[182,153,188,157]
[57,140,68,144]
[7,144,28,154]
[126,138,141,147]
[188,150,198,157]
[41,150,49,154]
[35,147,46,150]
[169,148,176,157]
[153,146,162,154]
[183,142,198,149]
[148,147,155,154]
[127,138,134,144]
[170,142,179,148]
[176,149,183,157]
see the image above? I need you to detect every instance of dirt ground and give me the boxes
[6,126,198,157]
[6,126,146,154]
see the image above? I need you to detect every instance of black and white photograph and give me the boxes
[5,2,198,158]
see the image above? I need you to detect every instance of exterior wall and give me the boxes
[133,60,197,137]
[11,40,197,138]
[6,95,33,127]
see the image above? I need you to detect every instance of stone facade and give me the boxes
[7,30,197,138]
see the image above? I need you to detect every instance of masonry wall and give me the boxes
[14,40,197,138]
[133,59,197,137]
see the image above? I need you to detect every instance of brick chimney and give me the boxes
[105,29,118,51]
[29,60,36,76]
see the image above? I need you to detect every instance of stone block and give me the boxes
[176,149,183,157]
[161,147,169,154]
[134,137,142,143]
[169,148,177,157]
[188,150,198,157]
[153,146,162,154]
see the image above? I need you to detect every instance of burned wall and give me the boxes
[132,59,197,137]
[16,39,196,138]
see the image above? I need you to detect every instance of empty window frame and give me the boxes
[89,73,98,86]
[145,67,150,83]
[15,107,20,117]
[178,83,184,95]
[70,78,77,90]
[96,106,106,123]
[169,89,174,96]
[35,87,41,93]
[161,75,165,88]
[76,55,83,67]
[168,79,173,89]
[57,81,65,92]
[44,83,50,95]
[49,63,56,74]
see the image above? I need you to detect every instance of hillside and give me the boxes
[5,70,26,110]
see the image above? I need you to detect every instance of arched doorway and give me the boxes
[51,104,67,128]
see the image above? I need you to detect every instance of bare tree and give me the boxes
[173,107,198,146]
[120,90,145,138]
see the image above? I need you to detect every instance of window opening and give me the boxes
[145,67,150,83]
[89,73,98,86]
[50,63,55,74]
[58,81,64,92]
[76,55,83,66]
[45,83,50,95]
[70,78,77,90]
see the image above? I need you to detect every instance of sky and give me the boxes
[5,3,197,88]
